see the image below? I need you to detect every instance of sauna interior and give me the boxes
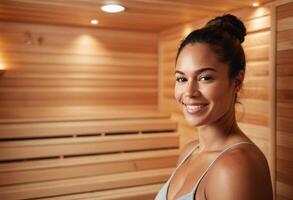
[0,0,292,199]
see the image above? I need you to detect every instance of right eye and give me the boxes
[176,77,187,83]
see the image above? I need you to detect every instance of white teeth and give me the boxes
[185,104,207,112]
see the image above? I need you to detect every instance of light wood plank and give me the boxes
[0,149,179,185]
[0,168,173,200]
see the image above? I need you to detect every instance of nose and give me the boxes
[185,79,200,97]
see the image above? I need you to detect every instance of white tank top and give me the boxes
[154,141,255,200]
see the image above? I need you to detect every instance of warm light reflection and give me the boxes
[183,26,194,37]
[252,2,260,7]
[90,19,98,25]
[0,62,6,75]
[0,63,4,70]
[0,54,6,70]
[248,6,268,31]
[70,35,108,55]
[78,35,97,44]
[254,7,267,17]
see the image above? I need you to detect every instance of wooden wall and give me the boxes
[158,4,274,180]
[1,1,293,199]
[0,20,179,200]
[276,1,293,199]
[0,21,158,119]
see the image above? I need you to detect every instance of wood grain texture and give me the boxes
[0,133,179,160]
[0,149,179,185]
[276,1,293,200]
[0,115,179,199]
[41,183,164,200]
[0,21,158,119]
[0,0,272,31]
[0,167,173,200]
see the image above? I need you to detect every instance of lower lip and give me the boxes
[185,104,208,114]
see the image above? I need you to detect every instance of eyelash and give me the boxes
[176,77,187,82]
[198,76,214,81]
[176,76,214,82]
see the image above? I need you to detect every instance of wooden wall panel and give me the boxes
[0,0,273,31]
[158,5,273,175]
[276,1,293,199]
[0,21,158,119]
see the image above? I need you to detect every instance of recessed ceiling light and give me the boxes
[101,4,125,13]
[90,19,98,25]
[252,2,260,7]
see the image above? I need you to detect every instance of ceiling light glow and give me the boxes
[101,4,125,13]
[252,2,260,7]
[90,19,99,25]
[0,63,5,70]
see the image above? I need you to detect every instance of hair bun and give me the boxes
[205,14,246,43]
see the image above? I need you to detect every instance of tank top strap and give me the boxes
[191,141,255,194]
[167,143,200,182]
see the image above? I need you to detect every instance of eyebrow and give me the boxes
[175,67,217,75]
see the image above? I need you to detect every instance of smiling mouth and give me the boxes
[183,103,208,114]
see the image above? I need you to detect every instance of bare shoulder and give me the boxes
[177,140,199,165]
[205,144,273,200]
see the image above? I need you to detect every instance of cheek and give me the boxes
[201,82,228,102]
[206,86,222,100]
[174,84,182,102]
[200,84,222,101]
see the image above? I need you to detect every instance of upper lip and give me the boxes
[183,102,208,106]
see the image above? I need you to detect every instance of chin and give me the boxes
[182,110,208,127]
[185,116,206,127]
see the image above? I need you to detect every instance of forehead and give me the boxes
[176,43,228,73]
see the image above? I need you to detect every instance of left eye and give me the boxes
[198,76,213,81]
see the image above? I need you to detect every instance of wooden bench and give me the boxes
[0,112,179,200]
[42,183,164,200]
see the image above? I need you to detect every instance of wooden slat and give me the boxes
[246,61,269,76]
[0,105,159,120]
[0,132,179,160]
[3,52,157,67]
[0,118,177,138]
[243,31,270,48]
[0,110,170,123]
[277,131,293,149]
[276,6,293,197]
[277,181,293,200]
[0,167,173,200]
[0,0,272,31]
[277,50,293,65]
[41,183,163,200]
[277,17,293,31]
[277,146,293,162]
[276,1,293,19]
[0,149,179,185]
[0,21,158,118]
[245,45,269,61]
[277,102,293,118]
[245,15,271,33]
[238,122,270,140]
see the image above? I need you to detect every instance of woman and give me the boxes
[154,14,273,200]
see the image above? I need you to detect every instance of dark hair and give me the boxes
[176,14,246,104]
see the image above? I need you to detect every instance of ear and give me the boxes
[234,70,244,92]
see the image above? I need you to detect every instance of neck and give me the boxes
[197,106,240,153]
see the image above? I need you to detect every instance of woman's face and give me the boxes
[174,43,237,127]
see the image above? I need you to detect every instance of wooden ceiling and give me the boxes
[0,0,273,31]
